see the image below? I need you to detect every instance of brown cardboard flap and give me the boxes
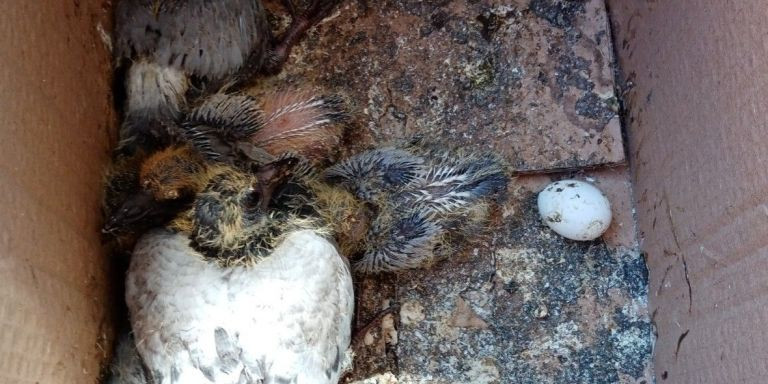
[0,1,115,383]
[608,1,768,382]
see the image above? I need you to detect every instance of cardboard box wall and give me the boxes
[608,1,768,383]
[0,2,115,383]
[1,1,767,383]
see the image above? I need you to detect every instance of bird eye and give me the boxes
[243,189,261,211]
[142,180,151,189]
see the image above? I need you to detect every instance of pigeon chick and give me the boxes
[125,159,354,383]
[175,95,506,271]
[114,0,343,153]
[101,146,200,240]
[182,90,347,167]
[102,151,147,254]
[101,148,196,268]
[324,144,509,273]
[102,148,198,235]
[201,140,509,274]
[104,145,209,234]
[102,88,344,240]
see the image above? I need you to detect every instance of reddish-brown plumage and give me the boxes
[139,146,207,201]
[251,90,345,164]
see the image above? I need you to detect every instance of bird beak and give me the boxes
[254,156,300,210]
[102,190,158,234]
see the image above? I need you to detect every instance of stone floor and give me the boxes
[346,167,653,384]
[251,0,653,382]
[256,0,624,171]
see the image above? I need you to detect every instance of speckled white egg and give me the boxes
[537,179,612,241]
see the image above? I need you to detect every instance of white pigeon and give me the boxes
[125,162,354,384]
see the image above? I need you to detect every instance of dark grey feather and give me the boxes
[105,333,150,384]
[331,146,508,273]
[323,148,425,201]
[181,93,265,162]
[214,327,242,374]
[115,0,271,81]
[355,209,443,273]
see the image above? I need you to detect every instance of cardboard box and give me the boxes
[608,1,768,382]
[1,1,763,383]
[0,2,115,383]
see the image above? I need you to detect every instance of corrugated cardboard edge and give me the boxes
[607,1,768,383]
[0,2,116,383]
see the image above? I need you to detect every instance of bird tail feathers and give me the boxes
[117,61,189,153]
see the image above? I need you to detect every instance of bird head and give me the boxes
[139,146,207,201]
[102,146,205,234]
[177,156,318,264]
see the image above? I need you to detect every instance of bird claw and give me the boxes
[266,0,341,73]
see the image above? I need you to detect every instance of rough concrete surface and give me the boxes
[255,0,625,171]
[251,0,651,383]
[347,170,653,384]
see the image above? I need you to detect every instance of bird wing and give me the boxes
[181,93,266,163]
[404,152,508,215]
[250,92,346,163]
[355,209,443,273]
[324,147,425,201]
[230,230,354,383]
[114,0,269,80]
[182,91,348,169]
[127,229,254,383]
[128,229,353,384]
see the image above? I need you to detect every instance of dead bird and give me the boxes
[114,0,343,153]
[125,159,354,383]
